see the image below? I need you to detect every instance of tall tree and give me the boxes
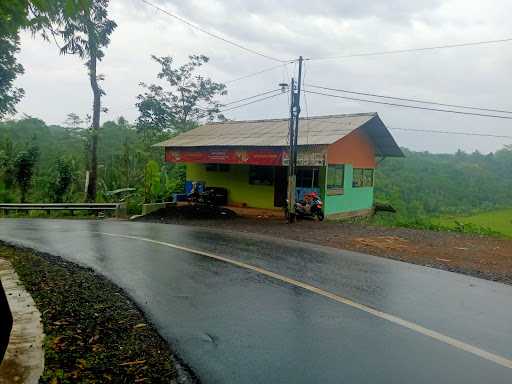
[13,146,39,203]
[51,158,73,202]
[0,1,26,118]
[136,55,227,141]
[64,112,84,129]
[58,0,117,201]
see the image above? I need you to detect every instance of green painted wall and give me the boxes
[323,164,374,216]
[186,163,276,209]
[186,162,373,214]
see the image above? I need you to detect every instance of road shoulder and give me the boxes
[0,257,44,384]
[0,243,197,384]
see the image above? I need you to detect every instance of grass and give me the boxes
[351,211,506,238]
[0,244,190,383]
[435,208,512,238]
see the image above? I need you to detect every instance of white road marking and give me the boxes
[97,231,512,370]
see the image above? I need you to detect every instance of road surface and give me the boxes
[1,219,511,383]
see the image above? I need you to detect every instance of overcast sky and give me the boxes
[14,0,512,153]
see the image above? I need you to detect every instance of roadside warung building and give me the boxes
[156,113,403,218]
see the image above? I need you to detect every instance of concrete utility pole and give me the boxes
[287,56,304,223]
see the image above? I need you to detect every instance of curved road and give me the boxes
[1,219,511,383]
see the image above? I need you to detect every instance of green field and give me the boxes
[436,208,512,238]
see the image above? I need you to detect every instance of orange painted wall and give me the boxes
[326,128,376,168]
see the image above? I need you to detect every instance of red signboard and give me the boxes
[165,148,286,166]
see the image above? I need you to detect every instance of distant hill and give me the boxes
[375,147,512,217]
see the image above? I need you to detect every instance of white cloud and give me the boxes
[13,0,512,153]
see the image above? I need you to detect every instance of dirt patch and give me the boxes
[141,205,236,221]
[138,211,512,286]
[0,244,197,384]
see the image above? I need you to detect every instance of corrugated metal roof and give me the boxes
[155,113,404,157]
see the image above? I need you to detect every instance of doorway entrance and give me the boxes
[274,166,288,207]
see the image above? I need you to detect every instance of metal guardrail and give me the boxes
[0,203,127,217]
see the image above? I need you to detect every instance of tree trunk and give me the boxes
[86,50,101,202]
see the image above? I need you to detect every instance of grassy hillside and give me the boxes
[436,208,512,237]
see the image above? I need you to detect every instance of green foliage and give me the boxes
[13,145,39,202]
[0,14,24,118]
[165,163,186,195]
[375,147,512,217]
[0,136,16,189]
[58,0,117,62]
[51,158,73,202]
[144,160,161,203]
[136,54,227,141]
[0,116,182,205]
[0,1,91,119]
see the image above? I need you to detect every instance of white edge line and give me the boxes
[96,232,512,370]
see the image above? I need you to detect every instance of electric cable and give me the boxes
[389,127,512,139]
[305,84,512,115]
[140,0,288,63]
[304,90,512,120]
[308,37,512,61]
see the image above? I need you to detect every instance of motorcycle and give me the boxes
[188,182,217,206]
[285,192,324,221]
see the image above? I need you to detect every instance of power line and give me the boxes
[304,89,512,120]
[215,91,288,115]
[321,86,512,116]
[140,0,287,63]
[390,127,512,139]
[196,89,285,119]
[224,63,291,85]
[308,37,512,61]
[306,84,512,115]
[222,89,282,107]
[221,91,287,113]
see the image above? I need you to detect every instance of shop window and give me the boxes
[296,168,320,188]
[205,163,230,172]
[326,165,344,194]
[249,166,274,186]
[353,168,374,187]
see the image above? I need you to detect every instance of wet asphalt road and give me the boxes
[1,219,512,383]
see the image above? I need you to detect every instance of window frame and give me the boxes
[352,168,374,188]
[249,165,274,186]
[326,164,345,195]
[205,163,230,172]
[296,167,320,189]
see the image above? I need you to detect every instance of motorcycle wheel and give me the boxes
[317,212,325,221]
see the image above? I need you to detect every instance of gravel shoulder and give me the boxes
[139,208,512,286]
[0,243,197,384]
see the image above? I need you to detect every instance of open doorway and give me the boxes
[274,166,288,207]
[296,167,320,201]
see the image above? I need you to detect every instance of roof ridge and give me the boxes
[204,112,377,126]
